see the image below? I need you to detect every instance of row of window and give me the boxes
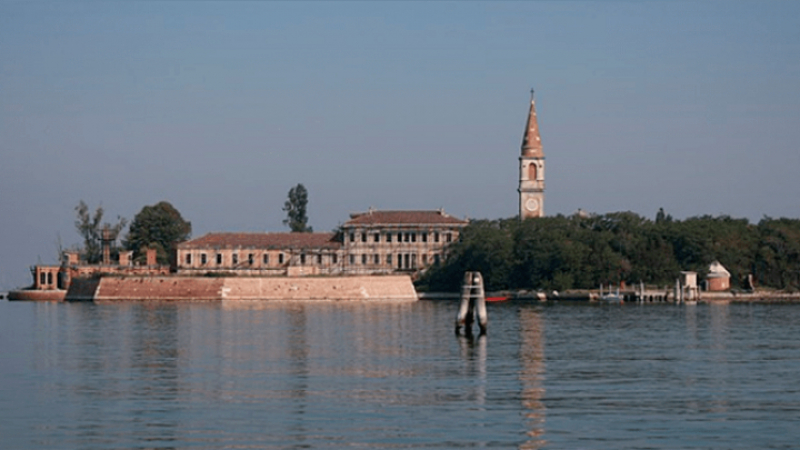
[184,252,340,267]
[183,251,441,269]
[347,252,440,268]
[348,231,453,244]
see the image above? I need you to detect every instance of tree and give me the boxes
[283,183,312,232]
[74,200,127,263]
[125,201,191,265]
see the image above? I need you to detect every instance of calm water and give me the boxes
[1,299,799,449]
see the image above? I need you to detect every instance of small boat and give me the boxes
[600,292,623,303]
[485,296,509,302]
[599,285,623,303]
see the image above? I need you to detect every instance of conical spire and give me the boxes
[521,89,543,157]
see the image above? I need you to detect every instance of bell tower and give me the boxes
[519,89,545,219]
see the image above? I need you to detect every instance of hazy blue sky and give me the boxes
[2,1,799,290]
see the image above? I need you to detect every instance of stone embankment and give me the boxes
[65,275,418,302]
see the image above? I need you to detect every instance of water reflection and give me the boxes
[457,333,487,406]
[518,306,546,450]
[8,300,800,449]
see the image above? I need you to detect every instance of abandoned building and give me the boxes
[174,209,468,276]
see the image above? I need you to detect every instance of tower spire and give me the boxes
[521,89,543,157]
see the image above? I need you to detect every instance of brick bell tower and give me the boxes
[518,89,545,220]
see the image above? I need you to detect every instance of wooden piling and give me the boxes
[455,271,488,335]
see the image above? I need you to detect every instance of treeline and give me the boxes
[417,211,800,293]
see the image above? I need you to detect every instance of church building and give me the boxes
[518,90,546,219]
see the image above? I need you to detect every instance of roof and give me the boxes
[521,93,544,157]
[344,209,468,227]
[177,232,341,250]
[708,261,731,278]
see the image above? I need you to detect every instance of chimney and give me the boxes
[119,251,133,267]
[146,248,157,266]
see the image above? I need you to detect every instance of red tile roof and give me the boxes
[178,232,342,250]
[521,95,544,157]
[344,210,468,226]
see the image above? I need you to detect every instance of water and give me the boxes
[1,299,799,449]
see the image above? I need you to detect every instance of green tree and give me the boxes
[125,201,191,265]
[283,183,312,232]
[74,200,127,263]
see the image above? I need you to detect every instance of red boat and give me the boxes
[485,296,509,302]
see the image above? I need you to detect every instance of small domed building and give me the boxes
[706,261,731,291]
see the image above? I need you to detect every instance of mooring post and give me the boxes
[474,272,487,334]
[456,271,473,334]
[455,271,488,335]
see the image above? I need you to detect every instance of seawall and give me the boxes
[65,275,418,302]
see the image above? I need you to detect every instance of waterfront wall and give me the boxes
[65,275,418,302]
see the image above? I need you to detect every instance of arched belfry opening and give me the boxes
[518,89,545,220]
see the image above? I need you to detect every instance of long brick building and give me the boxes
[175,209,468,276]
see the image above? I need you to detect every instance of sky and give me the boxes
[2,1,799,290]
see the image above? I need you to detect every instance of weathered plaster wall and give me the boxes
[66,275,417,302]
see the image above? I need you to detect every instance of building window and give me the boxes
[404,254,410,269]
[263,254,269,265]
[386,233,392,243]
[361,254,367,265]
[404,233,410,243]
[361,232,367,243]
[422,233,428,243]
[332,254,338,264]
[349,233,355,242]
[232,253,239,265]
[300,254,306,265]
[40,272,46,285]
[374,233,380,243]
[349,254,355,265]
[374,254,380,265]
[434,232,440,243]
[186,253,192,265]
[279,253,285,264]
[397,254,403,269]
[201,253,207,265]
[47,272,53,285]
[422,254,428,265]
[216,254,223,265]
[411,253,417,269]
[446,233,452,243]
[386,254,392,265]
[411,233,416,243]
[317,254,323,265]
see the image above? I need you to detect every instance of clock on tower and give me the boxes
[518,90,545,220]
